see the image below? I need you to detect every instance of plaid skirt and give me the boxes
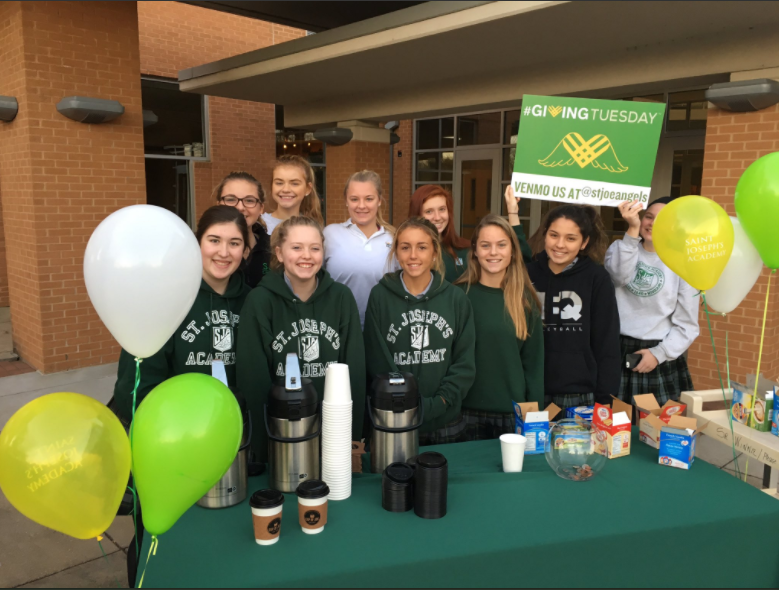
[462,409,514,441]
[618,335,694,405]
[419,413,467,446]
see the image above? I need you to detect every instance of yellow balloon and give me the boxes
[652,196,734,291]
[0,393,131,540]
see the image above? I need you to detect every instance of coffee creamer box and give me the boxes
[730,380,752,425]
[565,405,594,422]
[512,401,561,455]
[592,397,633,459]
[659,415,701,470]
[634,393,686,449]
[746,374,778,432]
[771,387,779,437]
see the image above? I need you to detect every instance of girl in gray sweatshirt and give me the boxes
[604,196,700,404]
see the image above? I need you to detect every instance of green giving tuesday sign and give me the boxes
[512,95,665,208]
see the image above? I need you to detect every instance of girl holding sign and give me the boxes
[363,217,476,445]
[523,193,621,410]
[605,197,699,404]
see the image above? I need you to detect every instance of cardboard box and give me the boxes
[730,380,752,425]
[633,393,687,449]
[513,401,561,455]
[771,387,779,437]
[592,397,633,459]
[659,415,703,470]
[746,374,778,432]
[565,405,594,422]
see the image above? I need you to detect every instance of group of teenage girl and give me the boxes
[113,154,700,462]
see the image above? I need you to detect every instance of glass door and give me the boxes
[453,148,502,240]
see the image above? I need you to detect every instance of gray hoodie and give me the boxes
[604,234,700,364]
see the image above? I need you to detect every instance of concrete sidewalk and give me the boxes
[0,362,134,589]
[0,363,776,587]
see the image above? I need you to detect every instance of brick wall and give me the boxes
[325,139,392,226]
[391,120,413,225]
[137,1,304,221]
[0,1,147,372]
[687,104,779,389]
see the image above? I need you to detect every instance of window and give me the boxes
[667,90,708,132]
[457,112,500,146]
[142,78,206,157]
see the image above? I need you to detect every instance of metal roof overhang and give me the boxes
[179,1,779,128]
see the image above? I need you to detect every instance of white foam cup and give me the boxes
[323,364,352,404]
[500,433,527,473]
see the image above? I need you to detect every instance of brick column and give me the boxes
[325,124,392,226]
[687,103,779,389]
[0,1,146,372]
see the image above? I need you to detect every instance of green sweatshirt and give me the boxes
[363,270,476,433]
[236,269,366,462]
[442,224,532,283]
[112,273,251,424]
[459,283,544,412]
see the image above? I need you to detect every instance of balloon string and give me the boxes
[725,326,741,479]
[137,534,158,589]
[701,292,740,478]
[97,538,122,589]
[744,268,774,482]
[130,358,142,567]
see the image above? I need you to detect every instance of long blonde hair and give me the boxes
[273,155,324,227]
[387,217,445,279]
[343,170,395,234]
[455,215,540,339]
[270,216,325,273]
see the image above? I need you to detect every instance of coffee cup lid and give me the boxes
[296,479,330,499]
[385,462,414,483]
[417,452,447,469]
[250,489,285,509]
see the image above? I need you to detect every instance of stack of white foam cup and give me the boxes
[321,363,353,500]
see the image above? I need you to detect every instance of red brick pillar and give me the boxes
[687,104,779,389]
[324,122,392,226]
[0,1,146,372]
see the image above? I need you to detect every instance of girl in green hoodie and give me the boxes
[364,217,476,445]
[111,205,252,426]
[236,216,366,462]
[456,214,544,440]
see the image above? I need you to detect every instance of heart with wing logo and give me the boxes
[548,106,563,117]
[538,133,629,172]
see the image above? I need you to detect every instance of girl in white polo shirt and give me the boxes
[323,170,397,328]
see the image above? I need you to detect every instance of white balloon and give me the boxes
[705,216,764,314]
[84,205,202,358]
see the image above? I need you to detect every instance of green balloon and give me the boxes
[735,151,779,269]
[132,373,242,536]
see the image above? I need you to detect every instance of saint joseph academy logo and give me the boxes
[272,317,341,378]
[385,309,453,366]
[626,261,665,297]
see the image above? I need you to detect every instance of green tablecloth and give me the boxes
[140,431,779,588]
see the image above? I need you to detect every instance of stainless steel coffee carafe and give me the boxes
[369,372,424,474]
[198,390,252,509]
[265,353,321,492]
[197,388,252,508]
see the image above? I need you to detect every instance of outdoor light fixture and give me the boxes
[143,109,159,127]
[313,127,353,146]
[0,96,18,122]
[705,79,779,112]
[56,96,124,124]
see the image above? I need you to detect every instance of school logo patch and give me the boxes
[626,261,665,298]
[212,327,232,352]
[410,325,429,351]
[299,335,320,362]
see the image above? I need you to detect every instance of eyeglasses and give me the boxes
[220,195,261,208]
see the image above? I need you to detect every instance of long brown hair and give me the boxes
[270,215,325,273]
[343,170,394,234]
[528,204,608,264]
[387,217,446,279]
[211,171,267,230]
[455,215,540,339]
[408,185,469,261]
[273,155,324,227]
